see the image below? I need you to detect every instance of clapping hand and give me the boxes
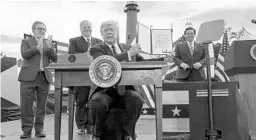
[45,35,53,49]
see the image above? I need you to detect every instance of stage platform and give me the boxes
[2,114,255,140]
[1,114,159,140]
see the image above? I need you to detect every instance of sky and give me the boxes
[1,0,256,57]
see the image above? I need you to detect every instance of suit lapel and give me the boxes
[79,36,88,48]
[91,37,96,46]
[30,37,38,48]
[101,43,114,56]
[29,37,40,54]
[185,42,193,57]
[118,44,125,53]
[193,42,199,56]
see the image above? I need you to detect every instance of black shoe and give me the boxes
[20,133,31,139]
[35,132,46,137]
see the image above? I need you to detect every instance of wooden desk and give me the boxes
[47,61,167,140]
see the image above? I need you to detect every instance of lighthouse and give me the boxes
[124,1,140,44]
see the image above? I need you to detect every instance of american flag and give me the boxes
[214,31,230,82]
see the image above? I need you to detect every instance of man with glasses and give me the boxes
[18,21,57,139]
[68,20,103,135]
[173,27,206,82]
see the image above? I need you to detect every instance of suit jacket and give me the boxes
[68,36,103,54]
[89,43,144,100]
[18,37,57,83]
[173,41,206,80]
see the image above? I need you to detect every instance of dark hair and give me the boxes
[32,21,46,31]
[184,27,196,35]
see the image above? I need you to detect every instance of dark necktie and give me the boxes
[111,45,117,56]
[87,38,91,47]
[111,45,125,95]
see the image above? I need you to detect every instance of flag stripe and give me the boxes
[196,89,228,92]
[140,85,155,108]
[218,54,224,62]
[215,69,226,82]
[146,85,155,101]
[216,62,224,71]
[197,94,229,97]
[162,90,189,104]
[163,132,190,136]
[163,118,189,132]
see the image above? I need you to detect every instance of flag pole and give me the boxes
[204,41,218,140]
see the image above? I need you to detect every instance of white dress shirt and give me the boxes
[187,41,194,55]
[83,36,92,46]
[36,38,44,71]
[105,42,131,61]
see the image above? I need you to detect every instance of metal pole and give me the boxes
[205,42,218,140]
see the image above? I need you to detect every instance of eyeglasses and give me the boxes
[36,28,46,31]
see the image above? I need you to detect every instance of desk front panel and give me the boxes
[60,69,162,87]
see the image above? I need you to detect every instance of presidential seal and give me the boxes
[89,55,122,88]
[250,44,256,61]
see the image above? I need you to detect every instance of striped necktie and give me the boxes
[87,38,91,47]
[189,42,194,55]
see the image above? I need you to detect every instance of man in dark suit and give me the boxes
[89,20,144,140]
[68,20,103,135]
[18,21,57,139]
[173,27,206,82]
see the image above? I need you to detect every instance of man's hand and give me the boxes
[180,63,190,70]
[193,62,202,69]
[45,35,53,49]
[128,44,141,57]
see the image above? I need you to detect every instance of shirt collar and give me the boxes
[105,42,118,49]
[82,36,91,41]
[187,41,194,47]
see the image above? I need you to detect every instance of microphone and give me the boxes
[252,19,256,24]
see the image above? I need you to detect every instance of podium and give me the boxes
[224,40,256,138]
[47,55,167,140]
[163,82,249,140]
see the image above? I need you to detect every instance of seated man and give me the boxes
[89,20,144,140]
